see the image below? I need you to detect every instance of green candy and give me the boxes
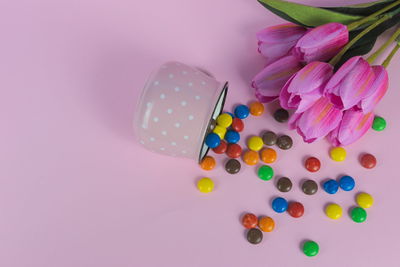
[258,165,274,181]
[372,116,386,131]
[351,207,367,223]
[303,240,319,257]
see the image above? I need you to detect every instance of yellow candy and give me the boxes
[247,136,264,151]
[197,177,214,193]
[213,125,227,139]
[330,147,347,162]
[216,113,233,128]
[325,203,343,219]
[356,192,374,209]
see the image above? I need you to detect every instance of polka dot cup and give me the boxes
[134,62,228,162]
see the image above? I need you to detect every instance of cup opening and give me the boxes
[198,82,229,162]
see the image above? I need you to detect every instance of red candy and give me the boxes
[287,202,304,218]
[305,157,321,172]
[226,143,242,158]
[360,153,377,169]
[212,140,227,154]
[231,118,244,132]
[242,213,258,229]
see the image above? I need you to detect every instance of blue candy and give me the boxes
[339,175,355,191]
[234,105,250,119]
[205,133,221,148]
[225,130,240,144]
[323,179,339,194]
[272,197,288,213]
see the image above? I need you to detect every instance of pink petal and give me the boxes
[328,108,374,146]
[293,23,348,63]
[360,65,388,113]
[252,55,303,103]
[279,61,333,113]
[295,97,343,143]
[257,23,307,64]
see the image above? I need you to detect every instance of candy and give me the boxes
[247,136,264,151]
[372,116,386,131]
[197,177,214,193]
[243,150,259,166]
[216,113,233,128]
[234,105,250,119]
[258,165,274,181]
[224,112,234,118]
[273,108,289,123]
[351,207,367,223]
[325,203,343,219]
[225,130,240,144]
[262,131,278,146]
[360,153,377,169]
[225,159,241,174]
[242,213,258,229]
[213,125,227,139]
[212,140,227,154]
[302,180,318,195]
[247,228,263,244]
[305,157,321,172]
[258,216,275,232]
[205,133,221,148]
[277,177,292,192]
[339,175,355,191]
[272,197,288,213]
[323,179,339,194]
[231,118,244,132]
[356,192,374,209]
[200,156,216,171]
[226,143,242,158]
[249,101,265,116]
[260,148,277,163]
[303,241,319,257]
[330,147,346,162]
[277,135,293,150]
[287,202,304,218]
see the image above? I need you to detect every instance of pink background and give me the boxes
[1,0,399,266]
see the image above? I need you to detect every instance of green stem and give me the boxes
[347,0,400,31]
[382,43,400,67]
[367,27,400,64]
[329,15,392,66]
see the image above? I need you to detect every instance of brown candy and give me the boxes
[247,228,263,244]
[302,180,318,195]
[225,159,241,174]
[273,108,289,123]
[277,177,292,192]
[262,131,278,146]
[277,135,293,150]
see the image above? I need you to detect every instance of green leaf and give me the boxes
[323,0,396,16]
[257,0,362,27]
[335,13,400,68]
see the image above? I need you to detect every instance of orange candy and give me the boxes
[200,156,216,170]
[258,216,275,232]
[243,150,259,165]
[260,148,277,163]
[249,101,265,116]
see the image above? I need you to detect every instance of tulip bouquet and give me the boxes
[252,0,400,146]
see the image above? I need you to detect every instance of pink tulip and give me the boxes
[257,23,307,65]
[252,55,304,103]
[359,65,388,113]
[289,97,343,143]
[324,56,376,110]
[328,108,374,146]
[293,23,349,63]
[280,61,333,113]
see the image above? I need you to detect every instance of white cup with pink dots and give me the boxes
[134,62,228,162]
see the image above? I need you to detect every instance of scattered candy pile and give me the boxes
[197,101,383,255]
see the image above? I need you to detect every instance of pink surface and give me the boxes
[1,0,399,266]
